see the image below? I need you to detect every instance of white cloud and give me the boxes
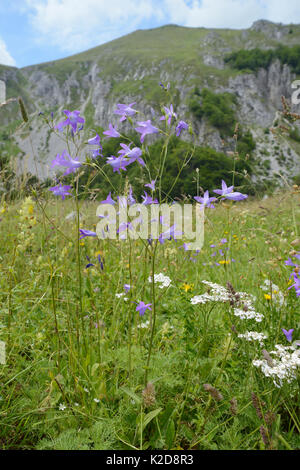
[163,0,266,29]
[162,0,300,29]
[263,0,300,24]
[25,0,162,52]
[23,0,300,56]
[0,37,16,66]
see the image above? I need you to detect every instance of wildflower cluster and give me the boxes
[148,273,172,288]
[205,237,236,267]
[191,280,263,322]
[285,252,300,297]
[260,279,285,306]
[16,197,37,253]
[237,331,267,346]
[137,320,150,329]
[191,280,232,304]
[253,344,300,388]
[194,180,247,208]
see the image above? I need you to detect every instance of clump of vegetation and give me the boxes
[225,44,300,74]
[75,134,252,200]
[236,130,256,157]
[189,87,237,136]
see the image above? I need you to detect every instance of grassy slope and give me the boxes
[1,23,300,108]
[0,190,299,449]
[19,23,300,90]
[1,23,300,115]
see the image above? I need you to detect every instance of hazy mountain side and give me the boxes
[1,21,300,182]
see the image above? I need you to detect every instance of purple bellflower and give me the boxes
[88,133,101,145]
[49,183,72,200]
[90,148,103,159]
[145,180,156,191]
[51,150,82,175]
[85,254,104,270]
[159,82,170,91]
[87,133,103,158]
[100,192,116,205]
[55,110,85,133]
[180,242,191,251]
[160,104,177,126]
[175,120,189,136]
[223,192,248,201]
[118,143,145,167]
[136,301,152,316]
[135,120,159,143]
[106,155,131,173]
[285,257,298,267]
[79,229,97,239]
[288,272,300,297]
[142,192,158,205]
[282,328,294,343]
[213,180,248,201]
[159,224,183,244]
[213,180,234,196]
[114,103,137,122]
[127,186,136,206]
[117,222,134,234]
[103,123,120,138]
[194,191,217,209]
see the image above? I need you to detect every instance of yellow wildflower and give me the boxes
[181,283,194,293]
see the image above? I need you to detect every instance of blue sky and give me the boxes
[1,0,300,68]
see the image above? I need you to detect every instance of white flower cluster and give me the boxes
[191,293,216,305]
[233,307,264,323]
[190,280,264,322]
[253,344,300,388]
[191,281,231,304]
[237,291,257,306]
[202,280,232,301]
[232,291,263,322]
[148,273,172,289]
[137,320,150,329]
[260,279,285,306]
[238,331,267,345]
[191,281,262,312]
[115,293,129,301]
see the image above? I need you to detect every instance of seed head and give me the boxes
[142,382,156,407]
[203,384,223,402]
[230,397,238,416]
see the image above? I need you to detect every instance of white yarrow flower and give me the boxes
[253,344,300,387]
[148,273,172,288]
[238,331,267,345]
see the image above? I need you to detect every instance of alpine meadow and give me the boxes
[0,18,300,452]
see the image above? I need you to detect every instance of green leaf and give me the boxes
[91,363,100,376]
[121,387,142,405]
[165,418,175,448]
[142,408,163,431]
